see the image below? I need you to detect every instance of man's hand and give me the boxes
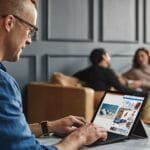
[55,123,107,150]
[48,115,86,136]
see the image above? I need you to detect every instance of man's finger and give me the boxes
[72,117,87,127]
[74,116,86,123]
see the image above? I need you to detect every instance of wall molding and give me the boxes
[143,0,150,44]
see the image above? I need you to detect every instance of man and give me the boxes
[0,0,107,149]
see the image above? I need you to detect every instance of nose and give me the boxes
[138,55,143,61]
[26,37,32,45]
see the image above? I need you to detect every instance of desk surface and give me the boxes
[38,124,150,150]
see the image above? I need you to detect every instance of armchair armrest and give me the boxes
[27,82,95,123]
[94,91,105,111]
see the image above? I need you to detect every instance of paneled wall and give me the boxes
[4,0,150,92]
[101,0,138,42]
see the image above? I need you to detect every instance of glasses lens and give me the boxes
[28,28,36,38]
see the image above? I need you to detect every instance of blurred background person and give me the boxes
[73,48,147,95]
[122,48,150,92]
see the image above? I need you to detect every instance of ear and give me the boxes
[4,15,15,32]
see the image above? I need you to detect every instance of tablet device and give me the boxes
[91,91,147,145]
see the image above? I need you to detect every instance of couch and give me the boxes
[27,73,105,123]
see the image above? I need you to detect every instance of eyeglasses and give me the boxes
[13,15,38,38]
[0,15,38,38]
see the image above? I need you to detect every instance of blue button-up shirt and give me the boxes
[0,63,57,150]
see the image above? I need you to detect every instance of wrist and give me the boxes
[40,121,49,136]
[127,80,134,88]
[47,121,55,133]
[29,123,43,137]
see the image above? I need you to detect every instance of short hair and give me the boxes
[0,0,37,16]
[31,0,37,8]
[133,47,150,68]
[89,48,107,65]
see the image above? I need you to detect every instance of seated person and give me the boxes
[122,48,150,92]
[73,48,147,95]
[0,0,107,149]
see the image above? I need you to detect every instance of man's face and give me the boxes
[103,52,111,67]
[3,3,37,62]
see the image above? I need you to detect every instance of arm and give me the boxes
[122,69,136,80]
[141,80,150,89]
[47,115,86,135]
[0,74,46,149]
[106,68,141,94]
[29,123,43,137]
[123,69,150,90]
[29,115,86,137]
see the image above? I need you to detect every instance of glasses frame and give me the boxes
[0,14,38,38]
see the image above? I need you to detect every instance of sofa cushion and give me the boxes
[50,72,82,87]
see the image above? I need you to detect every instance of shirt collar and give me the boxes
[0,63,7,72]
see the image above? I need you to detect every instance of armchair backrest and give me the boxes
[50,72,83,87]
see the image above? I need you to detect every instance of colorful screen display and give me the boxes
[93,93,144,136]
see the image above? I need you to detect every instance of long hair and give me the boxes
[89,48,106,65]
[133,48,150,68]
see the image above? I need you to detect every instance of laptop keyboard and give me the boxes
[107,132,125,139]
[90,132,128,146]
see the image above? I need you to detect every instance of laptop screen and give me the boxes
[93,92,145,136]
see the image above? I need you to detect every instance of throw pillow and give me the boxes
[50,72,82,87]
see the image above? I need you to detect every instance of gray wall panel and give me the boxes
[144,0,150,43]
[3,56,36,90]
[111,55,133,74]
[101,0,138,42]
[48,0,93,41]
[47,55,89,80]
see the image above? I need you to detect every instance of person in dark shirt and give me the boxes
[74,48,147,95]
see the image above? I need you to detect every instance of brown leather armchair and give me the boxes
[27,82,97,123]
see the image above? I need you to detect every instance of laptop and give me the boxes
[90,91,148,146]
